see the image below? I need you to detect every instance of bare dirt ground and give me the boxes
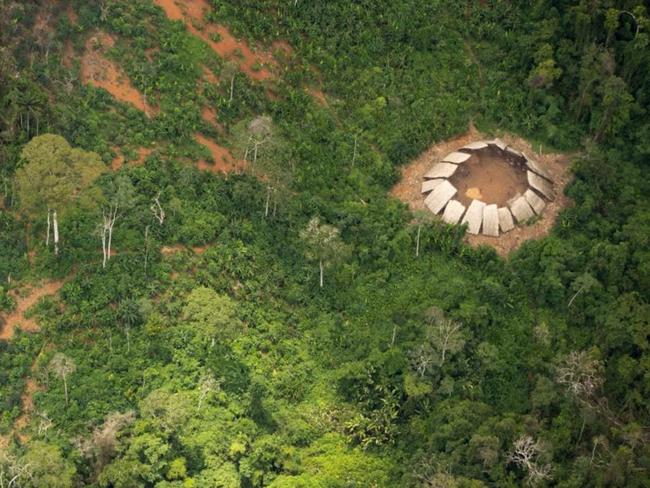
[194,133,245,173]
[62,40,74,69]
[153,0,282,81]
[13,377,40,443]
[391,125,573,256]
[81,32,157,116]
[308,88,328,106]
[0,280,64,446]
[0,280,66,341]
[111,147,154,170]
[201,106,219,126]
[161,244,208,255]
[448,149,528,207]
[66,3,78,25]
[202,66,220,84]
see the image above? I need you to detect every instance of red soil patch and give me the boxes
[161,244,208,254]
[201,106,218,125]
[153,0,278,81]
[144,47,160,62]
[62,40,75,69]
[67,3,78,25]
[0,280,66,341]
[194,133,245,173]
[391,125,573,256]
[14,378,41,442]
[33,10,53,37]
[271,40,293,57]
[111,148,125,170]
[111,147,154,170]
[308,88,328,106]
[202,66,220,84]
[81,32,157,116]
[137,147,154,163]
[448,149,528,207]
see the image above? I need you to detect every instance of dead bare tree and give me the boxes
[52,210,59,255]
[425,307,465,367]
[197,374,222,412]
[77,410,135,474]
[409,307,465,379]
[100,205,118,269]
[150,192,165,225]
[410,344,435,378]
[99,0,116,23]
[48,353,76,406]
[99,175,135,268]
[554,351,633,433]
[508,435,553,486]
[45,208,51,248]
[222,61,238,104]
[411,210,434,258]
[0,452,33,488]
[555,351,604,401]
[36,411,53,436]
[56,72,76,95]
[245,115,274,168]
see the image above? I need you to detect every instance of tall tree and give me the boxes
[222,61,238,104]
[16,134,104,255]
[300,217,348,288]
[410,210,434,257]
[234,115,292,217]
[98,175,136,268]
[508,435,553,486]
[48,352,76,406]
[240,115,274,168]
[410,307,465,377]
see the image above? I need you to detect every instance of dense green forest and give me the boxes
[1,0,649,486]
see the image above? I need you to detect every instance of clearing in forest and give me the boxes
[153,0,289,82]
[81,32,157,116]
[194,133,245,173]
[201,106,219,126]
[448,149,529,207]
[0,277,64,444]
[391,126,572,255]
[0,280,65,341]
[13,377,41,443]
[161,244,209,255]
[111,147,154,170]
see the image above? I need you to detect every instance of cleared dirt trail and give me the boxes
[0,280,65,341]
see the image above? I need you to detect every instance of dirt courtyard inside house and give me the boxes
[391,126,574,256]
[448,147,528,207]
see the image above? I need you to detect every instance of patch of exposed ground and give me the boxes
[309,88,328,106]
[81,32,157,116]
[391,125,573,256]
[448,148,528,207]
[144,47,160,62]
[201,106,219,126]
[161,244,208,254]
[153,0,280,81]
[62,40,75,69]
[13,377,41,443]
[0,280,66,341]
[111,146,154,170]
[194,133,245,173]
[66,3,78,25]
[202,66,219,84]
